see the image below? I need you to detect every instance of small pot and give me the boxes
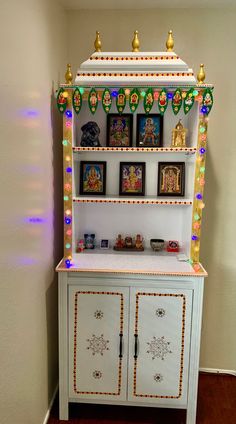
[150,239,165,251]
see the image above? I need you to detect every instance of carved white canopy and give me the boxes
[75,51,196,86]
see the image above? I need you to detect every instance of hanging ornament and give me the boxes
[116,88,126,114]
[57,88,67,113]
[158,89,168,114]
[72,88,82,114]
[88,88,98,114]
[184,88,195,114]
[202,88,213,115]
[102,89,112,113]
[172,88,182,115]
[143,88,154,114]
[129,88,139,113]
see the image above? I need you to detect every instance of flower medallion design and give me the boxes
[147,336,172,360]
[94,310,104,319]
[87,334,109,356]
[156,308,166,318]
[93,370,102,379]
[154,373,163,383]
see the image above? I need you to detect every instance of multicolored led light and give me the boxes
[65,110,72,118]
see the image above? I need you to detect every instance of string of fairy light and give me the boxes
[59,86,212,270]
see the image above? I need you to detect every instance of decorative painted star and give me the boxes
[87,334,109,356]
[147,336,172,360]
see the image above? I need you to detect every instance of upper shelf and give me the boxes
[73,147,197,154]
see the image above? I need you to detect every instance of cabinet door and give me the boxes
[128,287,192,406]
[69,286,129,400]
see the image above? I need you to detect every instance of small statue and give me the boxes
[84,234,95,249]
[76,239,85,253]
[80,121,101,147]
[115,234,125,249]
[125,236,133,248]
[171,119,187,147]
[135,234,144,250]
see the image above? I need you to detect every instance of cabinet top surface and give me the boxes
[56,253,207,276]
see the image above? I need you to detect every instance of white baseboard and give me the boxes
[42,383,59,424]
[200,367,236,376]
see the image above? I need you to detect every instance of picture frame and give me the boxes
[80,161,106,195]
[100,239,109,249]
[157,162,185,197]
[136,114,163,148]
[119,162,146,196]
[106,114,133,147]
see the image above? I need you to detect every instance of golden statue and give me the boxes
[171,119,187,147]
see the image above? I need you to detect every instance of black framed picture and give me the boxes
[106,114,133,147]
[80,161,106,195]
[136,114,163,147]
[157,162,185,196]
[100,239,109,249]
[119,162,145,196]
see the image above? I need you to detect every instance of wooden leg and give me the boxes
[58,272,69,420]
[186,278,204,424]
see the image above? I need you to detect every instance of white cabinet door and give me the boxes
[128,287,192,406]
[69,286,129,401]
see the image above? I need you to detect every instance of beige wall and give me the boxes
[0,1,66,423]
[67,8,236,370]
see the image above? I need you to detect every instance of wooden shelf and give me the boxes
[73,196,193,205]
[73,146,197,153]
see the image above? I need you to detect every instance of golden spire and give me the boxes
[166,30,174,52]
[132,30,140,52]
[65,63,73,85]
[94,31,102,52]
[197,64,206,84]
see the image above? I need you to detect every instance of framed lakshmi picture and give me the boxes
[157,162,185,197]
[80,161,106,195]
[119,162,145,196]
[136,114,163,148]
[107,114,133,147]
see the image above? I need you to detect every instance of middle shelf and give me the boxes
[73,196,193,205]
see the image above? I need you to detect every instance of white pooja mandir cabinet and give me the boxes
[56,31,213,423]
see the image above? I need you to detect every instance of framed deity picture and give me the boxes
[119,162,145,196]
[80,161,106,195]
[157,162,185,196]
[107,114,133,147]
[136,114,163,147]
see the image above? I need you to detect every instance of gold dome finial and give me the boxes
[65,63,73,85]
[197,63,206,84]
[132,30,140,52]
[94,31,102,52]
[175,119,183,130]
[166,30,174,52]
